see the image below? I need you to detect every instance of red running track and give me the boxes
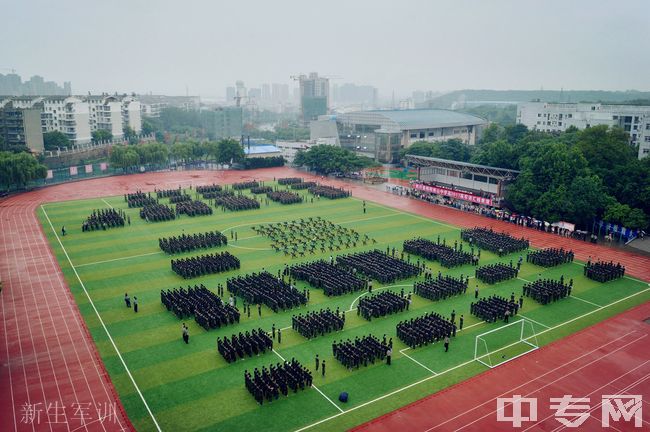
[351,302,650,432]
[1,167,649,432]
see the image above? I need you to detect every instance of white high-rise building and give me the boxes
[121,96,142,133]
[517,102,650,159]
[87,95,123,138]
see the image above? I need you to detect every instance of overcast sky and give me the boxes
[1,0,648,98]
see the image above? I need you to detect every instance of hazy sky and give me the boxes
[2,0,649,97]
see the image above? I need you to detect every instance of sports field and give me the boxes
[36,183,650,432]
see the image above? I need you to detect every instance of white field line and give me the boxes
[518,314,550,329]
[570,295,603,308]
[75,251,162,268]
[399,349,437,375]
[41,205,162,432]
[271,348,344,413]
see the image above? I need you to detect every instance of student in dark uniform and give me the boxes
[62,226,66,236]
[315,354,320,371]
[444,336,450,352]
[278,328,282,344]
[386,348,392,365]
[459,315,464,330]
[124,293,131,308]
[321,360,326,377]
[133,296,138,313]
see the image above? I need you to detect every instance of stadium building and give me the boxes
[310,109,488,163]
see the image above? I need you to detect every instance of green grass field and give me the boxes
[37,185,650,432]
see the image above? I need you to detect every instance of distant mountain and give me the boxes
[424,89,650,109]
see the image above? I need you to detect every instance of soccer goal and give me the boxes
[474,319,540,368]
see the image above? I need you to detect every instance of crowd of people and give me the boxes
[82,208,126,231]
[403,237,473,268]
[215,195,260,211]
[196,184,223,194]
[289,261,364,296]
[201,190,233,200]
[175,200,213,217]
[290,181,317,190]
[292,308,345,339]
[244,360,312,404]
[217,328,273,362]
[267,191,303,205]
[278,177,303,185]
[413,275,468,301]
[226,271,307,312]
[526,248,574,267]
[140,203,176,222]
[171,252,240,278]
[475,263,518,284]
[125,191,157,208]
[253,217,373,258]
[233,181,260,190]
[169,194,192,204]
[523,279,571,304]
[308,185,350,199]
[160,284,240,330]
[159,230,228,254]
[397,312,456,348]
[460,227,529,256]
[333,335,389,369]
[585,260,625,282]
[337,250,420,283]
[358,291,409,320]
[250,186,273,194]
[155,188,183,199]
[471,295,519,322]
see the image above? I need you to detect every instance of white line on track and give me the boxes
[41,205,162,432]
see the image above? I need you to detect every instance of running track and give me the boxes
[0,167,648,431]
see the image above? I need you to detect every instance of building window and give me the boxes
[558,122,562,126]
[644,136,650,142]
[568,114,572,118]
[613,115,618,120]
[537,113,541,117]
[428,132,434,136]
[646,123,650,130]
[419,131,425,139]
[410,133,417,139]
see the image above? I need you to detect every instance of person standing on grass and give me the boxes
[321,360,326,377]
[386,348,392,365]
[258,303,262,317]
[444,336,450,352]
[475,285,479,299]
[182,323,189,344]
[133,296,138,313]
[315,354,320,371]
[278,328,282,344]
[459,315,464,330]
[124,293,131,308]
[61,226,66,236]
[272,323,276,339]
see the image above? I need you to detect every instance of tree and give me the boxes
[400,139,473,162]
[216,138,245,164]
[603,202,648,230]
[91,129,113,144]
[0,151,47,190]
[575,125,636,194]
[43,131,70,151]
[109,144,140,171]
[471,139,518,169]
[293,144,379,174]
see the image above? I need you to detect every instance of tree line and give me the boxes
[294,145,380,174]
[0,151,47,190]
[109,139,245,171]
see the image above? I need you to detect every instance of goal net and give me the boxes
[474,319,539,368]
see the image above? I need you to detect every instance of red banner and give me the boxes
[413,183,493,206]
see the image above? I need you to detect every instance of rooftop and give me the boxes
[244,144,280,155]
[340,109,488,131]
